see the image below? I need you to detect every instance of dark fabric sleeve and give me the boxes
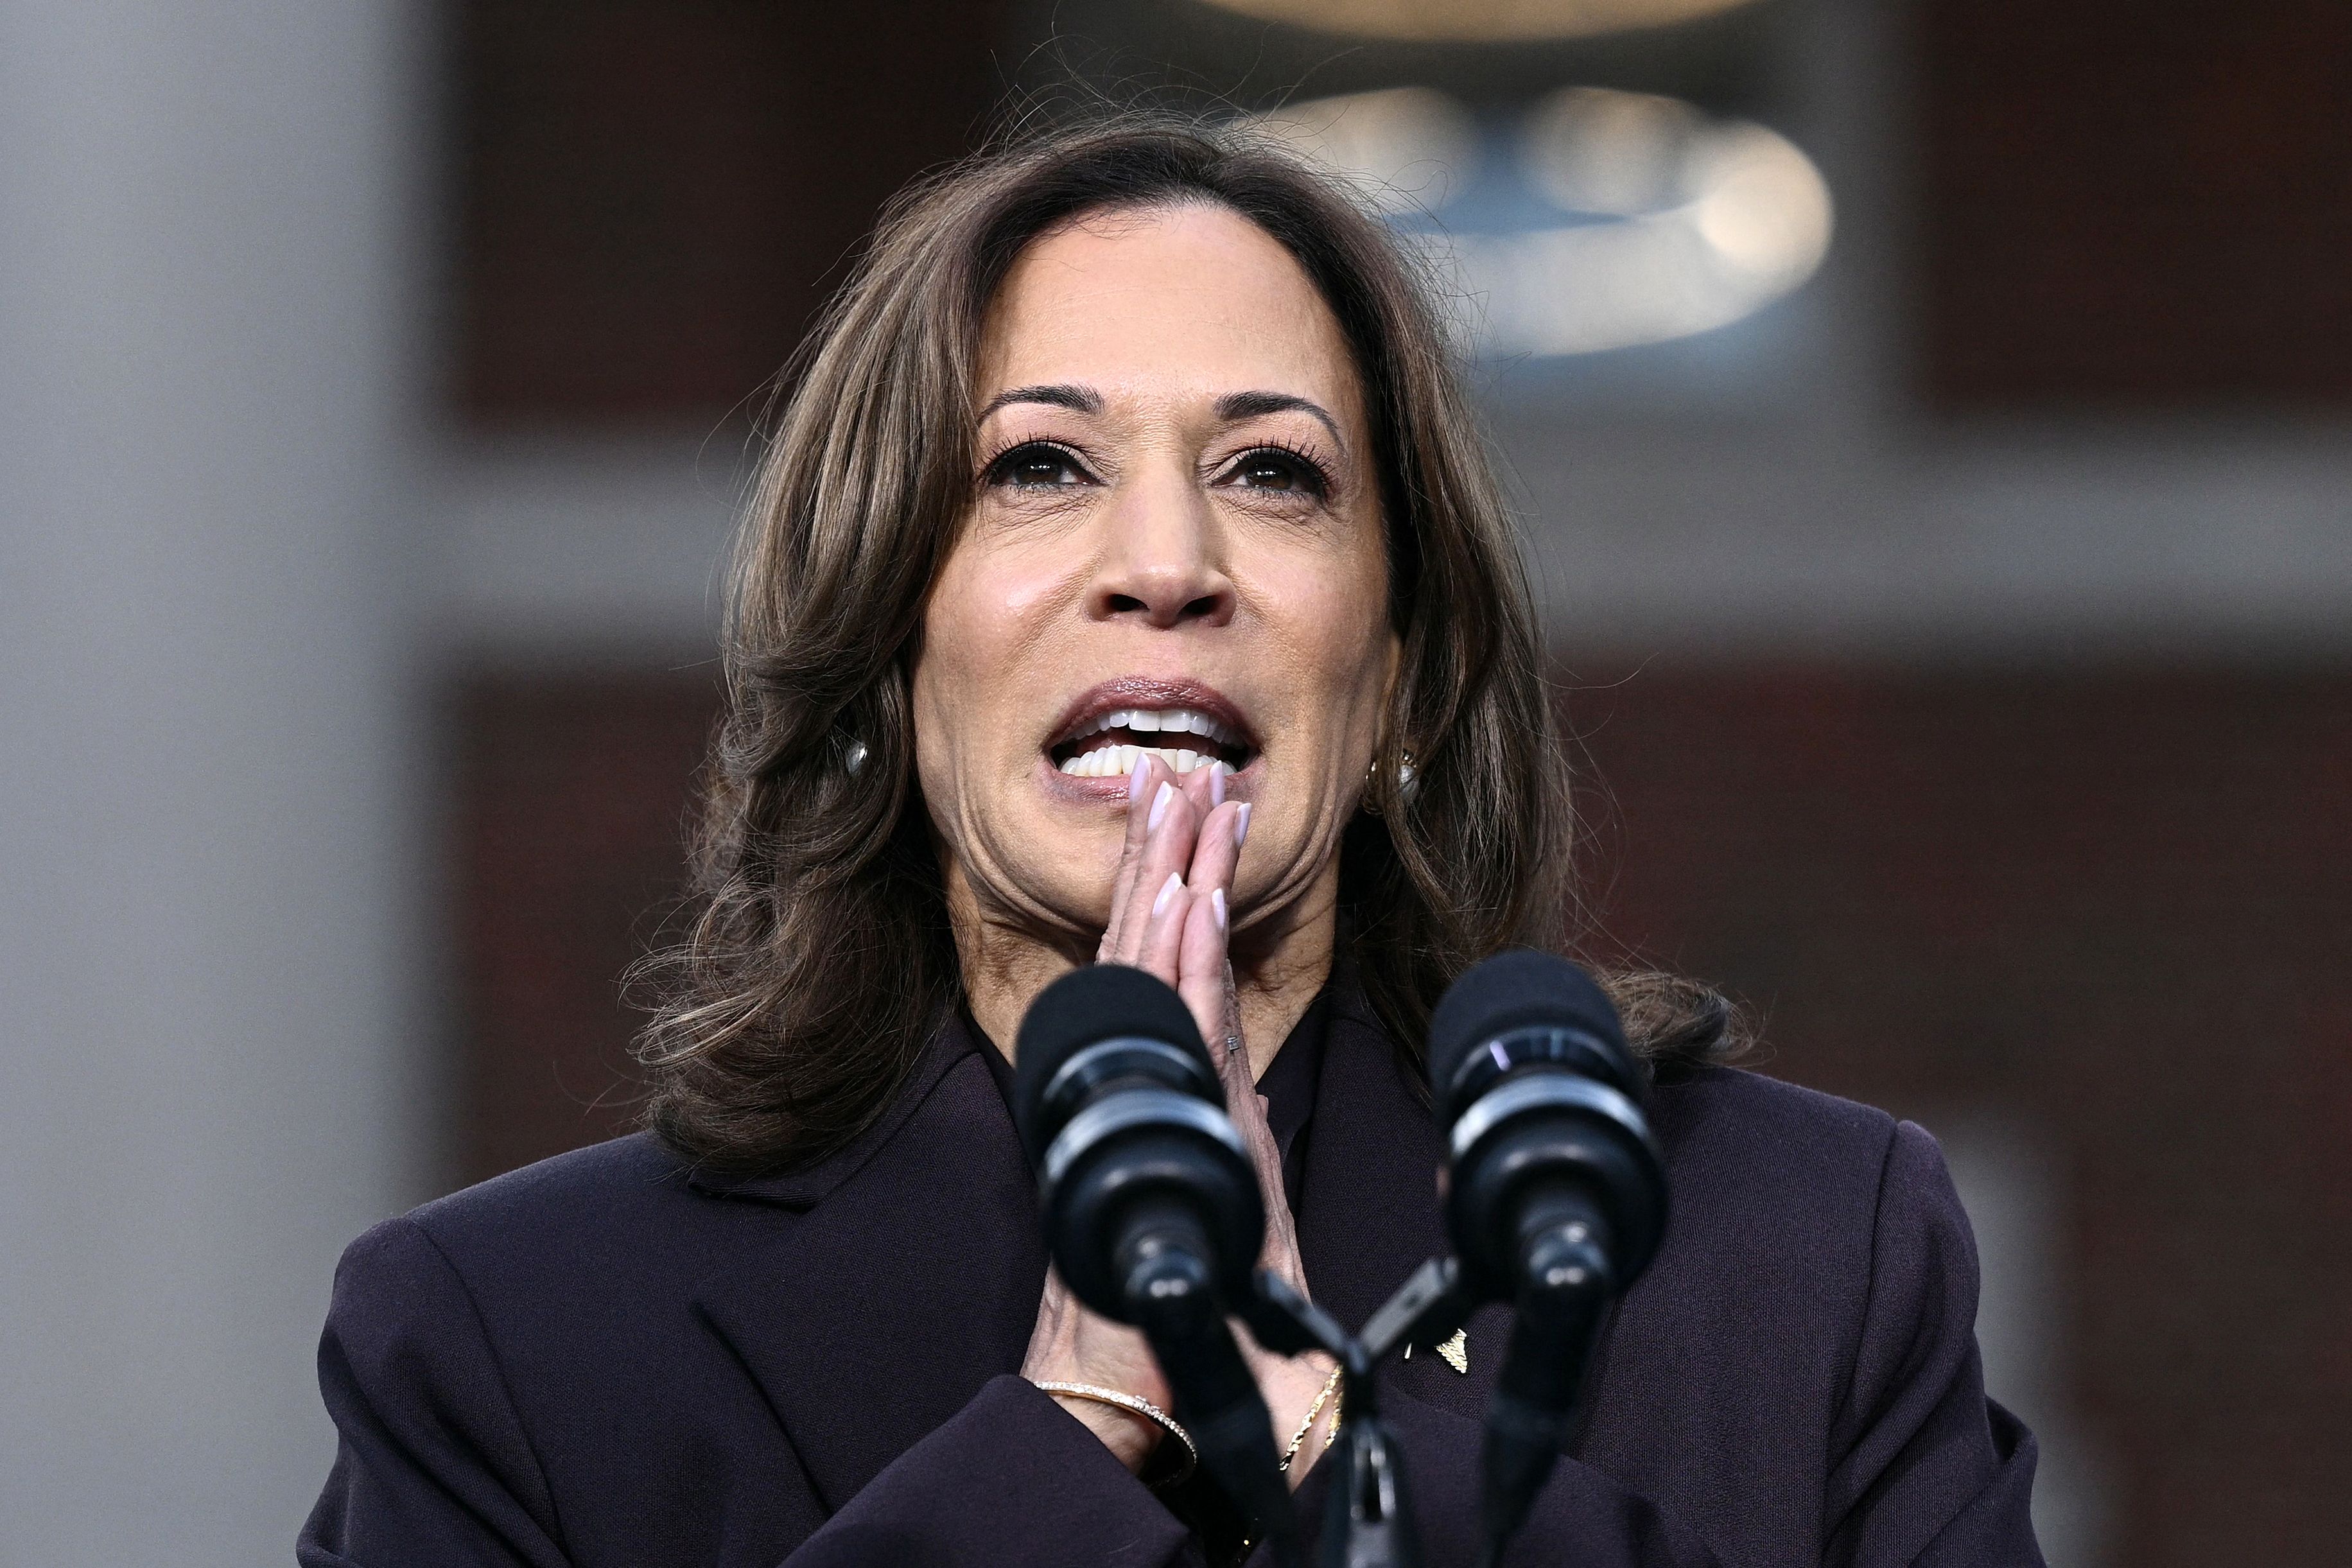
[302,1227,1192,1568]
[300,1217,569,1568]
[783,1376,1194,1568]
[1822,1121,2043,1567]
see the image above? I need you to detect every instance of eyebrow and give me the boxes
[974,383,1346,449]
[1215,390,1345,449]
[976,383,1102,421]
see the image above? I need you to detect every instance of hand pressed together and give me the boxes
[1019,752,1340,1485]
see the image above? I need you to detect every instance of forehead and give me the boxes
[975,202,1365,426]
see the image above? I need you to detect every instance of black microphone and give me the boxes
[1425,950,1668,1567]
[1013,965,1298,1565]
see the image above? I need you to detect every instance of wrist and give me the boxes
[1045,1389,1163,1472]
[1278,1360,1346,1486]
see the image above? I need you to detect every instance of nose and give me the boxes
[1085,469,1236,630]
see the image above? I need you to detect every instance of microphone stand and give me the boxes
[1240,1262,1484,1568]
[1120,1223,1304,1568]
[1356,1257,1615,1568]
[1476,1243,1615,1568]
[1243,1251,1621,1568]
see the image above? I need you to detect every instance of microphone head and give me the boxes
[1427,950,1632,1122]
[1431,950,1668,1304]
[1013,964,1211,1166]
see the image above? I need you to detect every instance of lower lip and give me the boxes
[1036,751,1257,804]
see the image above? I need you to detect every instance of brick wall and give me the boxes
[453,0,1011,421]
[1919,0,2352,407]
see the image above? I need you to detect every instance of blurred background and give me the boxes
[3,1,2347,1564]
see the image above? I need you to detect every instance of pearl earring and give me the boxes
[1363,749,1417,816]
[841,738,869,777]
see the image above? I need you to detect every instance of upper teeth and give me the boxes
[1057,706,1246,779]
[1068,707,1241,746]
[1060,744,1233,778]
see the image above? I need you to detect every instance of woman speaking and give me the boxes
[302,115,2041,1567]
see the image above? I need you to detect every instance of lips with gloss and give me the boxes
[1045,680,1257,780]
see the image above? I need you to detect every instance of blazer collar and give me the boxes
[682,1014,977,1213]
[688,1016,1049,1511]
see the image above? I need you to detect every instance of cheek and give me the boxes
[1261,549,1392,717]
[912,555,997,793]
[914,536,1075,763]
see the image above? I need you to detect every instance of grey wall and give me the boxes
[0,4,430,1563]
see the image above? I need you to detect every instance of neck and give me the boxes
[948,865,1339,1083]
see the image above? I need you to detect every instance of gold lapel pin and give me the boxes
[1404,1328,1470,1374]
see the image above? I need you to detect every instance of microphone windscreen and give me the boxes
[1013,964,1207,1149]
[1425,950,1628,1119]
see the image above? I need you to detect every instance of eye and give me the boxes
[986,441,1093,489]
[1219,446,1330,500]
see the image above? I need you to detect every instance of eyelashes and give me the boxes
[980,440,1092,491]
[1214,439,1334,501]
[977,437,1337,503]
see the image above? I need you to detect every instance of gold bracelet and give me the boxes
[1032,1381,1199,1489]
[1278,1364,1345,1474]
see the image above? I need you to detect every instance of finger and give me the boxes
[1210,963,1256,1109]
[1176,874,1232,1054]
[1223,1079,1285,1210]
[1174,796,1245,1043]
[1098,753,1160,961]
[1104,752,1183,960]
[1247,1088,1311,1290]
[1178,752,1226,816]
[1135,871,1191,991]
[1183,800,1244,918]
[1110,776,1199,968]
[1215,1059,1307,1292]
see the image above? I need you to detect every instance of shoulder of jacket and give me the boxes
[1644,1065,1904,1241]
[384,1131,707,1281]
[1652,1064,1897,1157]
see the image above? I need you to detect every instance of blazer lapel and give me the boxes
[690,1019,1048,1513]
[1294,985,1514,1422]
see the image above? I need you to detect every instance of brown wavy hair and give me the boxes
[636,112,1744,1176]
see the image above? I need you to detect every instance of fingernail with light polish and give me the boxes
[1148,782,1174,832]
[1153,872,1183,916]
[1128,755,1151,803]
[1233,802,1251,848]
[1210,765,1226,808]
[1212,887,1228,932]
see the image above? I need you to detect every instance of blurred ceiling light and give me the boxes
[1244,87,1480,215]
[1518,87,1702,216]
[1256,85,1833,358]
[1475,87,1834,354]
[1198,0,1757,44]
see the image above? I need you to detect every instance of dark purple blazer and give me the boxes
[301,984,2041,1567]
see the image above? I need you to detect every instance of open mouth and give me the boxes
[1049,705,1256,779]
